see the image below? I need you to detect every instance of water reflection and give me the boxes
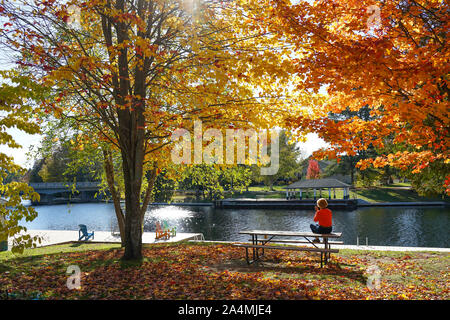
[21,203,449,248]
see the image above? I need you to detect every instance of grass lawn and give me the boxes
[0,242,448,300]
[231,185,447,203]
[351,187,446,203]
[162,183,447,203]
[247,185,288,192]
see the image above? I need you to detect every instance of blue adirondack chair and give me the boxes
[162,220,176,237]
[78,224,94,241]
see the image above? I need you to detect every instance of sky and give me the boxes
[0,128,42,169]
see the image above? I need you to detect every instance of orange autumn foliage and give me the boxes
[260,0,449,193]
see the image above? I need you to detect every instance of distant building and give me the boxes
[286,178,352,200]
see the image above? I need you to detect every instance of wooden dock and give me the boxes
[213,198,448,210]
[7,230,205,248]
[214,198,358,210]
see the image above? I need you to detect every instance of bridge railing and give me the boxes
[29,182,101,189]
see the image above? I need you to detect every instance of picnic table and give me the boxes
[233,230,343,268]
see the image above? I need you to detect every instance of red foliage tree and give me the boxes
[306,159,321,180]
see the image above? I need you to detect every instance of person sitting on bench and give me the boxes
[310,198,333,243]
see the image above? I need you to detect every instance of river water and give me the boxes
[20,203,449,248]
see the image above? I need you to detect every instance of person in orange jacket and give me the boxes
[310,198,333,243]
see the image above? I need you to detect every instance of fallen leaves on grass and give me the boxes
[0,244,448,300]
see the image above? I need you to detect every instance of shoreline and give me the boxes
[195,240,450,252]
[213,199,448,209]
[5,230,450,252]
[28,198,449,208]
[356,200,448,207]
[148,200,449,208]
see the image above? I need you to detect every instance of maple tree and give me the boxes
[258,0,449,194]
[306,159,321,179]
[0,0,310,259]
[324,105,380,185]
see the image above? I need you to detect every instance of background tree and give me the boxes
[306,159,321,180]
[219,165,252,193]
[179,164,224,201]
[407,160,449,197]
[36,144,102,183]
[152,168,176,202]
[325,105,379,185]
[257,130,302,190]
[178,164,251,201]
[26,159,45,183]
[0,70,43,253]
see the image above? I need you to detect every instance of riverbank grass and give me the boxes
[231,185,447,203]
[0,242,448,300]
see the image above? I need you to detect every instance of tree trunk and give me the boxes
[103,0,150,260]
[118,100,147,260]
[140,167,158,226]
[121,151,145,261]
[195,189,200,201]
[103,148,125,246]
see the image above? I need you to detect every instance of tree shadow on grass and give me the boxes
[0,262,12,273]
[356,187,436,202]
[119,258,144,269]
[69,242,84,247]
[1,247,123,275]
[1,254,47,268]
[206,254,367,286]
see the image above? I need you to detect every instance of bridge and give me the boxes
[29,182,106,205]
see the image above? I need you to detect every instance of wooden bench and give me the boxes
[233,243,339,267]
[249,239,344,245]
[235,230,343,268]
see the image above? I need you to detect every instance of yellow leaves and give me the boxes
[49,67,73,82]
[115,40,131,51]
[134,37,158,58]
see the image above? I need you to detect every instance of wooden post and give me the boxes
[245,247,249,264]
[299,189,302,200]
